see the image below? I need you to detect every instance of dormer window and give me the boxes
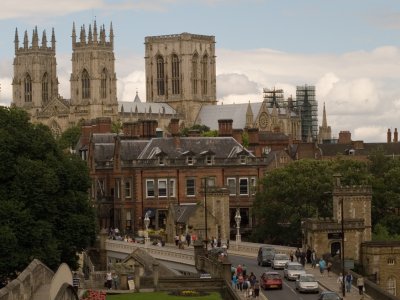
[159,157,165,166]
[187,156,194,165]
[240,155,247,164]
[206,155,213,165]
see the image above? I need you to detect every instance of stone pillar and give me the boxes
[119,273,128,290]
[153,262,159,290]
[99,228,108,270]
[193,240,206,271]
[222,261,232,282]
[134,262,141,292]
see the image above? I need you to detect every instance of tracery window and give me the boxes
[100,68,107,99]
[201,54,208,95]
[171,54,180,95]
[192,53,198,94]
[81,69,90,99]
[42,73,49,103]
[156,55,165,96]
[24,74,32,102]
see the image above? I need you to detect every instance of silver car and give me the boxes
[295,274,319,293]
[271,253,290,270]
[283,262,306,280]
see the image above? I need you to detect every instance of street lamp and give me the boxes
[144,212,150,246]
[203,178,208,250]
[234,208,241,249]
[340,197,346,298]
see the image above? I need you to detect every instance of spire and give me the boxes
[88,24,92,43]
[246,101,253,128]
[51,28,55,50]
[93,20,98,43]
[14,28,19,53]
[322,102,327,127]
[23,30,28,49]
[100,25,106,44]
[109,22,114,48]
[72,22,76,47]
[80,25,86,43]
[41,30,47,48]
[32,26,39,48]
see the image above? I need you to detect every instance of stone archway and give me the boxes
[330,241,341,257]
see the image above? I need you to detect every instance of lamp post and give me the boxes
[203,178,208,250]
[340,196,346,298]
[144,212,150,246]
[234,208,241,250]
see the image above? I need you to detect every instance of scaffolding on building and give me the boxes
[295,85,318,142]
[263,87,285,108]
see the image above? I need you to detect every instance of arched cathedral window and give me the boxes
[192,53,198,95]
[201,54,208,95]
[42,73,49,103]
[171,54,180,95]
[100,68,107,99]
[24,74,32,102]
[82,69,90,99]
[156,55,165,96]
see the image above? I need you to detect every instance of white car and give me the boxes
[295,274,319,293]
[271,253,290,269]
[283,262,306,280]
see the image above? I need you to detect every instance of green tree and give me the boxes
[0,107,96,278]
[252,159,370,245]
[57,125,81,151]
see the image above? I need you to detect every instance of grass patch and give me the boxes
[107,291,222,300]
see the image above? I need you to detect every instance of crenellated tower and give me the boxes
[70,21,118,119]
[12,26,59,111]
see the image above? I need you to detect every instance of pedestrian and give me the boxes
[242,264,247,277]
[319,258,326,276]
[345,272,353,293]
[106,271,112,289]
[254,280,260,299]
[337,273,343,292]
[300,252,306,267]
[211,236,215,248]
[232,273,238,289]
[327,261,332,277]
[186,232,191,247]
[357,276,365,295]
[174,235,179,246]
[289,250,294,262]
[112,272,119,290]
[306,248,312,264]
[311,250,316,268]
[238,273,244,291]
[236,264,243,275]
[295,248,300,262]
[242,276,249,297]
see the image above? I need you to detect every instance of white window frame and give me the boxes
[239,177,249,195]
[187,156,194,165]
[206,155,213,165]
[146,179,155,198]
[186,178,196,197]
[227,178,236,196]
[240,155,247,164]
[158,179,167,198]
[169,179,176,197]
[125,179,131,198]
[250,177,257,195]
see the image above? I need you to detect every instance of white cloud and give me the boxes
[217,73,259,98]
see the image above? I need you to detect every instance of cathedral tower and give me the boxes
[12,27,59,113]
[144,33,217,125]
[70,22,118,119]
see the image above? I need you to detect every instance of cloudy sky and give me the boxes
[1,0,400,142]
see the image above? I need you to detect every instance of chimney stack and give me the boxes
[218,119,233,137]
[169,119,180,137]
[394,128,398,143]
[387,128,392,143]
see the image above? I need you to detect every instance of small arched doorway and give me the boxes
[331,241,341,257]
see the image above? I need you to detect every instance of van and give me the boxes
[257,246,276,266]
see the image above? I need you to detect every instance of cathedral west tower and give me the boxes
[145,33,217,126]
[70,21,118,120]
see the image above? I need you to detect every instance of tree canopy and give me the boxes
[0,107,96,279]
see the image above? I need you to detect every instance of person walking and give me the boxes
[319,258,326,276]
[253,280,260,299]
[112,272,119,290]
[72,272,80,293]
[311,250,316,268]
[357,276,365,295]
[326,261,332,277]
[345,272,353,293]
[337,273,343,292]
[106,271,112,289]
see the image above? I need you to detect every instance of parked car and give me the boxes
[318,291,342,300]
[283,262,306,280]
[271,253,290,269]
[260,271,283,290]
[257,246,276,266]
[295,274,319,293]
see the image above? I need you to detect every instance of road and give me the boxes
[229,254,322,300]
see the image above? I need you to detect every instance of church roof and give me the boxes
[318,142,400,157]
[196,102,296,130]
[118,101,176,115]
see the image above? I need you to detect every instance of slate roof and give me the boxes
[318,142,400,157]
[138,137,254,159]
[196,102,296,130]
[118,101,176,115]
[258,131,289,142]
[120,140,149,161]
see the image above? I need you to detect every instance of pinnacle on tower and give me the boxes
[14,28,19,53]
[42,30,47,48]
[80,25,86,43]
[32,26,39,48]
[93,20,98,43]
[72,22,76,47]
[23,30,28,49]
[109,22,114,49]
[322,102,327,128]
[88,24,93,43]
[51,28,56,50]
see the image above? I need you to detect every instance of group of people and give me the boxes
[104,271,119,290]
[174,233,198,249]
[231,264,260,298]
[337,272,365,295]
